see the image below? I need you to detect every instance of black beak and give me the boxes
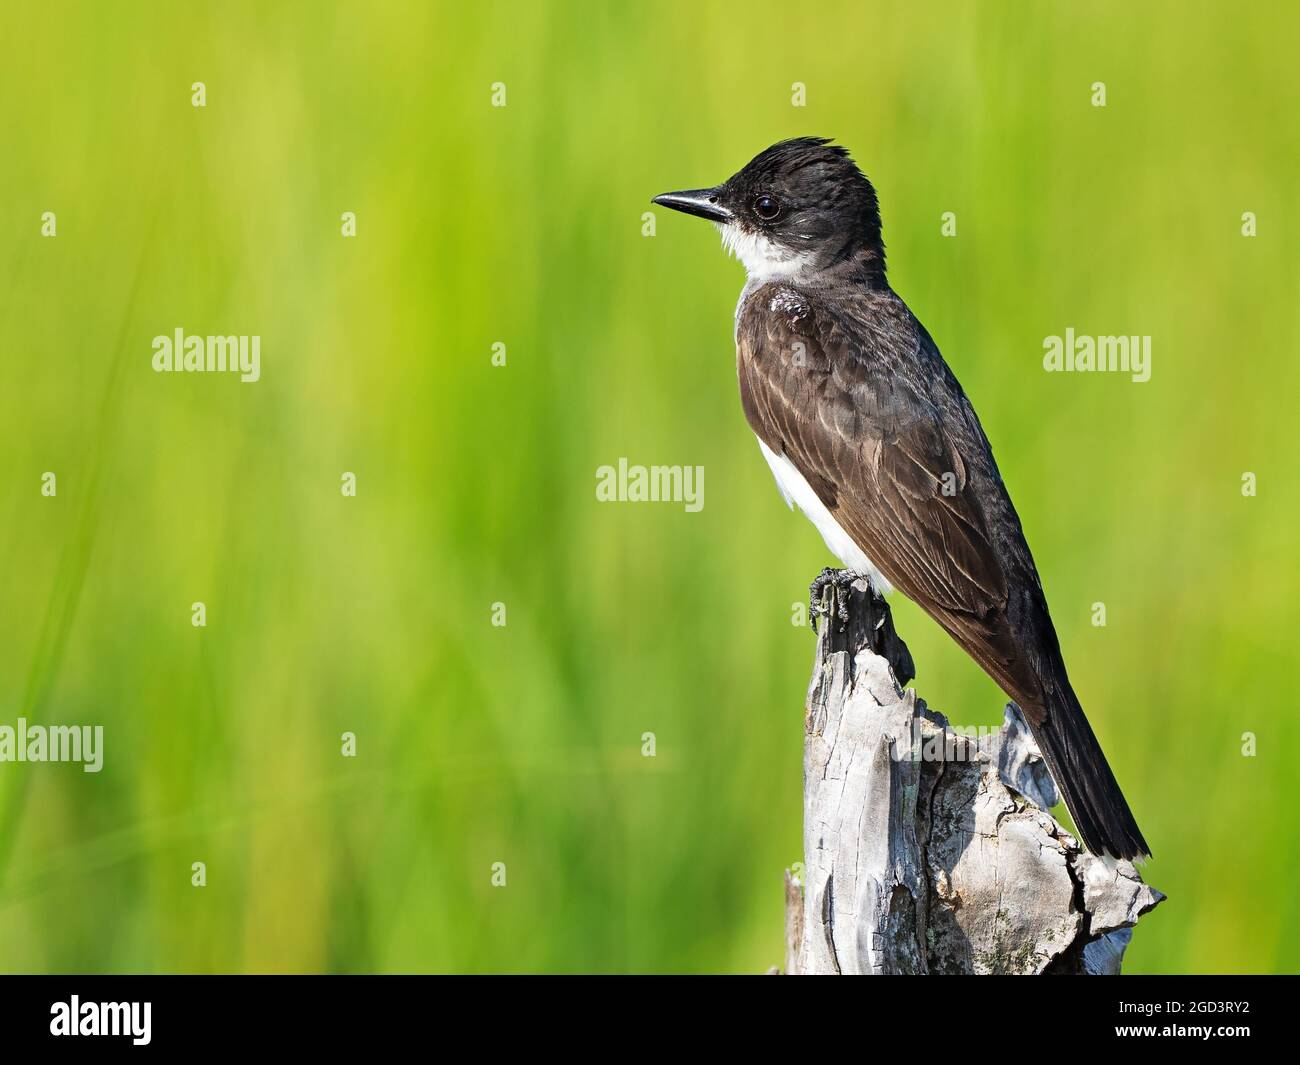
[652,187,732,224]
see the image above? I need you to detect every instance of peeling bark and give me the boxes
[784,577,1164,975]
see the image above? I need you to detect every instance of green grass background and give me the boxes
[0,0,1296,973]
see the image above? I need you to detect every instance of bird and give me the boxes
[652,137,1149,861]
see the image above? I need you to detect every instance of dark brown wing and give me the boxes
[736,283,1048,717]
[736,282,1152,859]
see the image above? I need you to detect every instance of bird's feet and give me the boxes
[809,567,858,633]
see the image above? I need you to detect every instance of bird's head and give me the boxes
[653,137,885,285]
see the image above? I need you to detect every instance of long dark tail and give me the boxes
[1026,686,1150,861]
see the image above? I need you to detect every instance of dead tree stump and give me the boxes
[783,576,1164,975]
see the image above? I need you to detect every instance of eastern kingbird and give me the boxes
[653,138,1149,861]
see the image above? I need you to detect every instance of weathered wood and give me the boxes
[786,575,1163,975]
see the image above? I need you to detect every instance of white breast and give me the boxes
[756,436,893,594]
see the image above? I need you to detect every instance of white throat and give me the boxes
[717,223,813,282]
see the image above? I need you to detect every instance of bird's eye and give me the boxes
[753,195,781,221]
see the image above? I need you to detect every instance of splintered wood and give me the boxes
[784,577,1163,975]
